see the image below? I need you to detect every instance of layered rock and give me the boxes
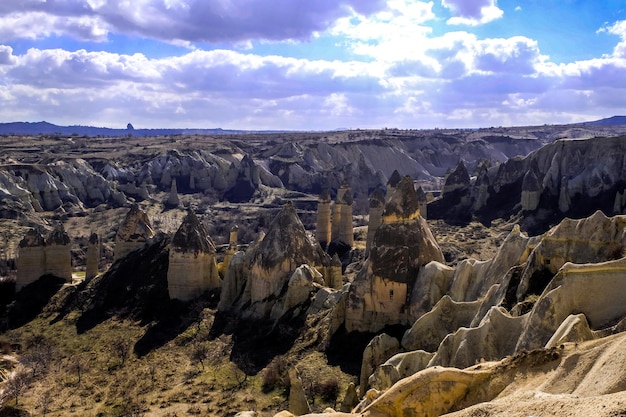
[345,176,444,332]
[167,211,220,301]
[114,204,155,261]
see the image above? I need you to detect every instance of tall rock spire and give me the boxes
[167,210,220,301]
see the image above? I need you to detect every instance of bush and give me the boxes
[318,378,340,404]
[261,357,289,393]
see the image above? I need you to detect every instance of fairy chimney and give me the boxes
[223,225,239,271]
[386,170,402,200]
[338,188,354,247]
[331,184,350,242]
[329,253,343,289]
[114,204,155,261]
[366,188,386,257]
[416,186,428,220]
[44,224,72,282]
[316,188,332,249]
[167,210,221,301]
[85,232,100,281]
[166,178,180,207]
[16,229,46,291]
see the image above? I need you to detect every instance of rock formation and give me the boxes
[365,188,385,257]
[85,232,99,281]
[359,333,400,396]
[442,161,470,196]
[219,202,330,320]
[166,178,180,207]
[316,188,331,249]
[337,188,354,247]
[521,166,541,211]
[386,169,402,199]
[416,186,427,220]
[345,176,444,332]
[43,225,72,281]
[16,229,46,291]
[221,225,239,276]
[288,368,311,415]
[328,253,343,290]
[114,204,155,261]
[331,184,349,244]
[167,211,220,301]
[16,225,72,291]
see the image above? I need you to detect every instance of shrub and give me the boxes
[318,378,340,404]
[261,357,289,393]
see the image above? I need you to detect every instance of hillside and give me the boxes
[1,126,626,417]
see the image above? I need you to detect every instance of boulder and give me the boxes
[359,333,400,396]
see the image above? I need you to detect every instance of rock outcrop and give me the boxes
[365,188,385,257]
[431,136,626,234]
[16,225,72,291]
[316,189,332,249]
[16,229,46,291]
[167,211,220,301]
[345,176,444,332]
[114,204,155,261]
[219,202,330,320]
[85,232,100,281]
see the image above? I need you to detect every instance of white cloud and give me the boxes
[442,0,503,26]
[599,20,626,58]
[0,0,389,44]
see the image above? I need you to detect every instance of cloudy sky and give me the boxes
[0,0,625,130]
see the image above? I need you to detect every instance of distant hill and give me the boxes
[584,115,626,126]
[0,121,257,137]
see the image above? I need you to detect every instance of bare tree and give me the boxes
[67,354,89,385]
[2,365,31,406]
[36,389,53,416]
[110,336,132,367]
[189,343,209,371]
[21,334,57,377]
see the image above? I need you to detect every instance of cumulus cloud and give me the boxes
[599,20,626,57]
[0,45,16,65]
[0,0,387,44]
[442,0,503,26]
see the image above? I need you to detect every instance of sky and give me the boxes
[0,0,625,131]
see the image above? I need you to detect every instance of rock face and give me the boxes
[114,204,155,261]
[167,211,220,301]
[219,202,330,320]
[432,136,626,234]
[356,210,626,402]
[16,225,72,291]
[85,232,100,281]
[345,176,444,332]
[359,334,400,396]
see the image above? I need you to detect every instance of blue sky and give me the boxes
[0,0,625,130]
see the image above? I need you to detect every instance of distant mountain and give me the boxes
[0,121,255,136]
[584,115,626,126]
